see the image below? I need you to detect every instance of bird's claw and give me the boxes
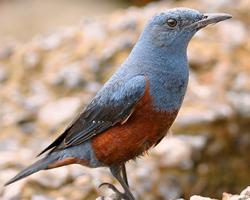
[98,182,129,200]
[99,182,121,194]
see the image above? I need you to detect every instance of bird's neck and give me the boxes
[127,33,188,72]
[125,37,189,112]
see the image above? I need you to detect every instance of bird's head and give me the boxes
[143,8,232,50]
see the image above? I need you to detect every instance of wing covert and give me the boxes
[38,75,146,155]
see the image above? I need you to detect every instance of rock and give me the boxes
[96,196,117,200]
[222,191,250,200]
[37,33,62,50]
[1,181,24,200]
[175,102,233,128]
[217,20,247,49]
[31,167,70,188]
[0,149,33,168]
[0,65,8,82]
[24,51,40,69]
[199,0,234,9]
[56,62,85,88]
[85,82,102,93]
[153,135,207,169]
[0,169,26,200]
[23,81,50,111]
[222,187,250,200]
[31,194,55,200]
[226,92,250,118]
[38,97,81,127]
[0,45,14,60]
[241,186,250,196]
[231,73,250,92]
[60,184,94,200]
[190,195,216,200]
[179,135,207,150]
[153,137,193,169]
[157,176,182,200]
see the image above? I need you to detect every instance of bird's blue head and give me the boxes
[141,8,231,51]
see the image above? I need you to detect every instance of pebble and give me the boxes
[218,20,247,48]
[31,194,55,200]
[38,33,62,50]
[222,186,250,200]
[24,51,40,68]
[226,92,250,118]
[153,137,193,168]
[1,180,24,200]
[0,65,8,82]
[176,102,233,127]
[31,167,69,188]
[241,186,250,196]
[0,45,14,60]
[158,177,182,200]
[190,195,216,200]
[57,62,85,88]
[38,97,81,127]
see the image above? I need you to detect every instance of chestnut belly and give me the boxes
[92,106,178,165]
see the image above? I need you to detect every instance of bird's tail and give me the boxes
[4,152,60,186]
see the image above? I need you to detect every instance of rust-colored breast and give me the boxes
[92,81,178,165]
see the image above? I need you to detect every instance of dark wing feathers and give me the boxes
[38,75,146,156]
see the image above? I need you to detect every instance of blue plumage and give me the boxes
[5,8,231,200]
[99,8,203,110]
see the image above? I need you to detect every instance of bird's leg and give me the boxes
[110,164,135,200]
[99,164,135,200]
[121,163,129,187]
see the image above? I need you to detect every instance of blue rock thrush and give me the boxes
[5,8,231,200]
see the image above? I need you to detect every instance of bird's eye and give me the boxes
[166,18,178,27]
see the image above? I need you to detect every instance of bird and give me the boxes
[5,8,231,200]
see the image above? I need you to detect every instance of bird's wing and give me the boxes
[38,75,146,156]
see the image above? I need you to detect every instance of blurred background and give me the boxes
[0,0,249,200]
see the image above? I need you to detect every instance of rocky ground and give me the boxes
[0,0,249,200]
[98,187,250,200]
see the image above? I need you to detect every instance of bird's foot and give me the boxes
[99,182,132,200]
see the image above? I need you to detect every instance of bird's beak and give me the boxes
[191,13,232,30]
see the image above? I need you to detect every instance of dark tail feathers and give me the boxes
[4,153,60,186]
